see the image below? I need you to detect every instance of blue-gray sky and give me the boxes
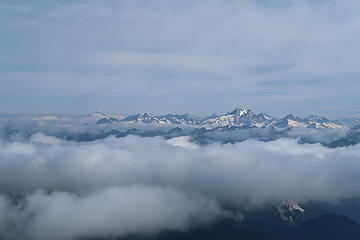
[1,0,360,118]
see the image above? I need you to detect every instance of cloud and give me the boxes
[0,195,12,235]
[0,135,360,238]
[285,127,348,144]
[30,133,64,144]
[167,136,199,149]
[102,52,237,73]
[0,136,360,205]
[203,126,348,145]
[0,186,222,240]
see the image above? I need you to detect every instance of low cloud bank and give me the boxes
[285,127,348,144]
[0,135,360,239]
[0,186,223,240]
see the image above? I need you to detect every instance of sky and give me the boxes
[1,0,360,118]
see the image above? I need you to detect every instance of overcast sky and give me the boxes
[1,0,360,118]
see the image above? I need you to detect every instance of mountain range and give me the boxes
[3,108,360,147]
[94,108,348,129]
[65,108,358,147]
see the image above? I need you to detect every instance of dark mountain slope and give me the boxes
[89,214,360,240]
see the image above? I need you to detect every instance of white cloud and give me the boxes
[30,133,64,145]
[0,136,360,205]
[17,186,223,240]
[102,52,238,73]
[0,135,360,238]
[167,136,199,150]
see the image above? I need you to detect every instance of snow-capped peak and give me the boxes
[277,201,306,223]
[229,108,251,116]
[201,108,274,127]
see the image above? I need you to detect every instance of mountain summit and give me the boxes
[201,108,274,127]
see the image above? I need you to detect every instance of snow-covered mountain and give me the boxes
[277,201,306,224]
[271,114,307,128]
[272,114,342,129]
[94,108,345,129]
[200,108,274,127]
[305,115,342,128]
[119,113,170,124]
[328,124,360,148]
[89,111,125,123]
[115,113,196,125]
